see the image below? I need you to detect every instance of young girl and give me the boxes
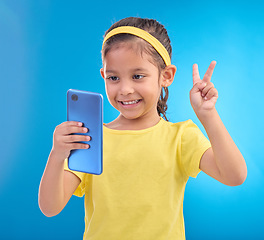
[38,17,247,240]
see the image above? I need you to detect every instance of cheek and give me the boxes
[105,83,116,102]
[145,82,162,97]
[141,86,161,105]
[153,86,163,105]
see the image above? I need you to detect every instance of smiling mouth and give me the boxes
[119,99,142,105]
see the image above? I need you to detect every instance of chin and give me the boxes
[119,111,145,120]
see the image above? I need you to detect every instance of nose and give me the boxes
[119,80,135,96]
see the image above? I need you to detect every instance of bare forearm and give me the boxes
[38,150,66,217]
[198,108,247,185]
[39,121,87,216]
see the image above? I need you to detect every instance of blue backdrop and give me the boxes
[1,0,263,239]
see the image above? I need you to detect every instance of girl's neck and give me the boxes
[105,113,161,130]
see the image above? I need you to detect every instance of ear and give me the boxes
[100,68,105,79]
[160,65,177,87]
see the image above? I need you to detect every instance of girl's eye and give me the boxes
[133,75,144,80]
[107,76,119,81]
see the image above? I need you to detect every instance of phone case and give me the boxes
[67,89,103,175]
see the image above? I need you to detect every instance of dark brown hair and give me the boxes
[102,17,172,121]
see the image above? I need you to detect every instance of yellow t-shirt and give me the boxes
[64,118,211,240]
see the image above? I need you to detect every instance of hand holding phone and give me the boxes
[52,121,91,162]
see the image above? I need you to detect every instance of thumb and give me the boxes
[190,81,207,94]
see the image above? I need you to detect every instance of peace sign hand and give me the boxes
[190,61,218,116]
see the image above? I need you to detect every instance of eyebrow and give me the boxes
[105,70,117,74]
[131,68,149,72]
[105,68,149,74]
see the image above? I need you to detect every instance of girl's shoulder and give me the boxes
[164,118,196,129]
[163,118,204,137]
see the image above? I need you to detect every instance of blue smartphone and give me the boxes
[67,89,103,175]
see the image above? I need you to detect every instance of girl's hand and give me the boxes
[51,121,91,161]
[190,61,218,116]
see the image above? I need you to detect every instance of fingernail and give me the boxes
[78,122,83,126]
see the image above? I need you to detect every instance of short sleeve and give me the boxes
[180,120,211,178]
[64,158,86,197]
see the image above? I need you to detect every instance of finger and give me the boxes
[203,61,216,83]
[192,63,201,85]
[63,126,89,135]
[55,121,84,133]
[64,134,91,143]
[204,88,218,100]
[201,82,214,97]
[67,143,90,150]
[190,81,206,95]
[68,121,83,126]
[59,121,83,127]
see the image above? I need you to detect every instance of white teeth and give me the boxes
[122,100,140,105]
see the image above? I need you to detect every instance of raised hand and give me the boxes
[190,61,218,116]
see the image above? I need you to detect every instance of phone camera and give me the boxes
[71,94,78,101]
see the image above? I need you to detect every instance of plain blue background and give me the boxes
[1,0,263,239]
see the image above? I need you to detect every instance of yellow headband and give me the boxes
[102,26,171,66]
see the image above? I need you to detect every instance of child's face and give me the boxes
[101,43,163,122]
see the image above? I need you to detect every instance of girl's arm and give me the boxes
[38,151,80,217]
[190,61,247,186]
[38,121,90,217]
